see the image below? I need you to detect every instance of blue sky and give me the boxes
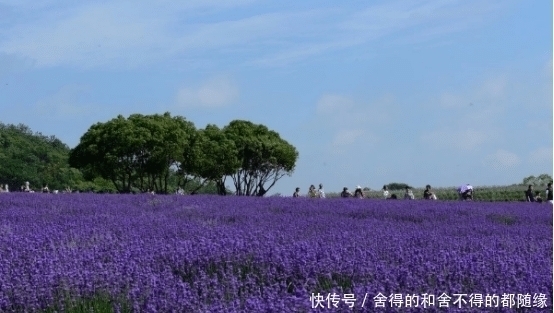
[0,0,552,195]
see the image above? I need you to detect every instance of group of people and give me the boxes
[293,184,326,198]
[292,184,438,200]
[291,182,554,204]
[0,181,74,194]
[340,186,365,199]
[525,183,553,204]
[382,185,437,200]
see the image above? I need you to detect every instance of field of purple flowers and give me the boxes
[0,194,552,312]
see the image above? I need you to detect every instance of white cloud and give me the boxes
[423,73,517,151]
[0,1,508,69]
[311,93,390,154]
[483,149,521,171]
[176,76,239,108]
[528,147,553,164]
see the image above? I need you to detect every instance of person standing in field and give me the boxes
[293,187,300,198]
[546,182,553,204]
[457,184,473,200]
[423,185,437,200]
[525,185,535,202]
[404,187,415,200]
[534,191,543,203]
[340,187,352,198]
[308,185,317,198]
[317,184,325,198]
[382,185,390,199]
[353,186,364,199]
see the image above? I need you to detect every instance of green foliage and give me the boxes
[181,124,240,195]
[69,113,198,194]
[0,123,79,191]
[43,290,131,313]
[522,174,553,186]
[224,120,299,196]
[386,183,413,190]
[68,114,298,196]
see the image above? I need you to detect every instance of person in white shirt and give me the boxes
[457,184,473,201]
[317,184,325,198]
[382,185,390,199]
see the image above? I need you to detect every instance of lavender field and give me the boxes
[0,194,552,312]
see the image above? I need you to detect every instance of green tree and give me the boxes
[69,113,197,194]
[69,116,138,193]
[180,124,240,195]
[522,174,553,186]
[0,123,79,191]
[223,120,298,196]
[386,183,413,190]
[128,113,196,194]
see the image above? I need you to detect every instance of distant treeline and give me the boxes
[0,122,220,194]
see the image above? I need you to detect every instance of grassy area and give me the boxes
[326,184,551,202]
[41,292,131,313]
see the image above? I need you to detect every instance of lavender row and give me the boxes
[0,194,551,312]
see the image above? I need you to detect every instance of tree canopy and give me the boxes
[180,124,240,195]
[223,120,298,196]
[69,113,197,193]
[0,123,101,191]
[385,183,413,190]
[68,114,298,196]
[522,174,553,186]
